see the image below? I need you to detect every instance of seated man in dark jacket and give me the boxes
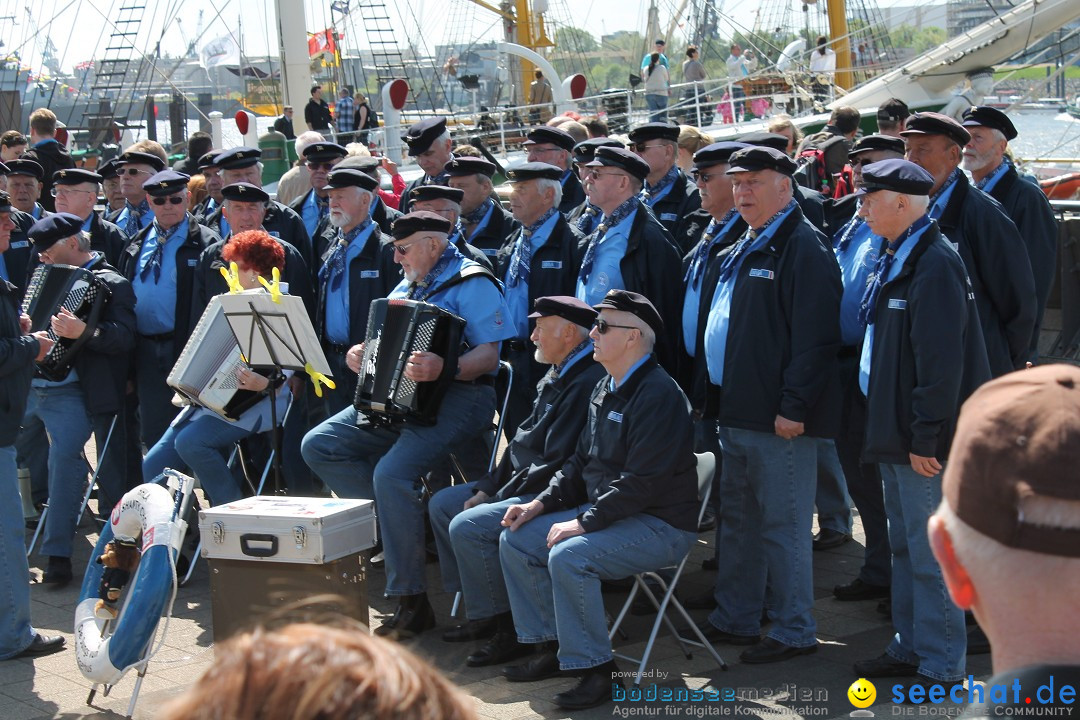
[428,296,604,667]
[499,290,699,711]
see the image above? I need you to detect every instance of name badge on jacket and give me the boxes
[607,410,623,423]
[187,259,198,267]
[360,270,380,278]
[888,299,907,310]
[9,240,27,249]
[660,212,678,222]
[748,268,774,280]
[541,261,562,269]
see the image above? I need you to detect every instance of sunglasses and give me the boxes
[306,161,337,171]
[51,187,97,197]
[631,143,667,152]
[691,170,723,183]
[391,239,422,255]
[119,168,153,176]
[151,195,185,206]
[593,318,638,334]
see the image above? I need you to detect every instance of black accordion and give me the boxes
[354,298,465,426]
[21,264,111,382]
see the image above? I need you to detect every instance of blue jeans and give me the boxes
[135,337,180,448]
[0,445,35,658]
[143,411,253,506]
[499,505,694,671]
[302,382,496,596]
[879,463,966,681]
[814,438,852,534]
[645,94,668,123]
[25,384,93,559]
[710,427,817,648]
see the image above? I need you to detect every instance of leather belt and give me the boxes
[457,375,496,387]
[138,331,174,342]
[325,342,351,355]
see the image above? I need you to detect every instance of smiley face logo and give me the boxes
[848,678,876,708]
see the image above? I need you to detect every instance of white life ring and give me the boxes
[74,482,179,685]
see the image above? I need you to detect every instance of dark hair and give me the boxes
[223,230,286,277]
[534,69,543,79]
[686,46,698,59]
[816,36,828,54]
[310,84,322,95]
[648,52,660,75]
[188,132,213,161]
[831,106,861,135]
[584,117,608,138]
[1,130,27,148]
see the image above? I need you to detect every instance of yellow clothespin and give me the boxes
[220,261,243,294]
[304,362,336,398]
[258,266,283,303]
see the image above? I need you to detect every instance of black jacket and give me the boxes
[202,201,313,271]
[475,354,606,501]
[372,196,402,237]
[936,172,1037,377]
[304,98,332,131]
[0,278,38,445]
[862,222,991,464]
[795,184,827,233]
[72,255,137,416]
[23,140,74,213]
[313,226,400,346]
[2,210,35,299]
[824,193,858,235]
[707,205,842,437]
[646,170,702,255]
[22,212,128,285]
[465,200,520,260]
[559,172,586,216]
[117,215,219,360]
[985,166,1058,360]
[535,357,699,534]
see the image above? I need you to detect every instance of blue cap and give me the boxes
[7,158,44,180]
[410,184,464,204]
[726,146,797,176]
[628,121,681,143]
[444,156,496,178]
[391,210,452,239]
[221,182,270,203]
[215,146,262,170]
[323,168,379,192]
[506,162,563,182]
[585,146,650,182]
[736,132,790,153]
[692,142,750,171]
[302,142,347,162]
[572,138,624,164]
[54,168,102,185]
[403,117,448,156]
[29,212,84,251]
[524,126,576,152]
[0,190,10,212]
[961,105,1017,141]
[849,134,906,158]
[901,112,971,147]
[855,158,935,196]
[119,150,166,172]
[143,170,191,196]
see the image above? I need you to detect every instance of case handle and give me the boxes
[239,533,279,557]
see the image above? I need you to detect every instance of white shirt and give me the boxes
[809,48,837,76]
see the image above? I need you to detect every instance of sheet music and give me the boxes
[218,292,332,377]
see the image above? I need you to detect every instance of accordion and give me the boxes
[354,298,465,426]
[21,264,111,382]
[167,294,262,421]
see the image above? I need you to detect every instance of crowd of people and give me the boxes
[0,95,1074,715]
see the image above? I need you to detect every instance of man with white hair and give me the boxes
[930,364,1080,716]
[274,131,324,206]
[398,118,454,214]
[51,168,126,266]
[499,289,699,711]
[524,126,585,214]
[288,141,347,241]
[851,158,990,684]
[445,156,518,259]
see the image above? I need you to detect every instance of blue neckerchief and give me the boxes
[717,200,796,282]
[407,244,458,300]
[549,338,592,381]
[575,203,601,234]
[857,214,931,327]
[643,165,680,207]
[834,207,865,254]
[685,209,738,288]
[82,251,101,269]
[560,169,574,187]
[578,197,637,283]
[929,169,961,219]
[125,198,151,237]
[319,220,372,286]
[140,220,184,281]
[31,205,43,221]
[422,171,449,187]
[315,193,329,218]
[508,207,558,288]
[462,198,492,226]
[976,158,1010,193]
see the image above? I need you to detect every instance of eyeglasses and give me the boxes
[691,170,724,183]
[584,169,624,180]
[593,318,638,334]
[391,239,423,255]
[151,195,185,206]
[631,143,667,153]
[51,187,97,197]
[119,168,153,177]
[528,146,564,155]
[306,161,337,171]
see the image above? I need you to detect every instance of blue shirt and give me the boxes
[682,212,740,357]
[976,160,1009,193]
[504,211,559,339]
[324,223,376,344]
[610,353,651,390]
[115,203,154,233]
[559,343,593,379]
[300,190,322,238]
[0,253,7,282]
[132,219,188,334]
[575,207,635,306]
[81,214,93,232]
[929,171,961,220]
[833,219,878,346]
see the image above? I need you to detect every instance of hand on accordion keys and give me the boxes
[50,307,88,340]
[404,351,444,383]
[19,313,31,335]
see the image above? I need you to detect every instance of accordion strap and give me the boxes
[422,264,501,300]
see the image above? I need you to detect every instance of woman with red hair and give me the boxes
[143,231,292,506]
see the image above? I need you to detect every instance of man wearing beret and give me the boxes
[697,145,842,663]
[737,132,828,232]
[428,296,604,666]
[409,184,493,270]
[108,143,168,237]
[191,150,223,224]
[929,365,1080,717]
[98,158,127,216]
[445,156,519,259]
[851,158,990,685]
[23,213,137,586]
[525,126,585,215]
[333,154,403,237]
[51,168,127,267]
[495,162,585,436]
[288,141,346,240]
[499,289,699,711]
[201,146,313,271]
[961,106,1057,364]
[566,138,624,235]
[6,159,46,220]
[0,164,35,301]
[302,210,514,639]
[118,170,220,448]
[902,111,1036,377]
[628,122,702,254]
[576,146,682,371]
[398,118,454,215]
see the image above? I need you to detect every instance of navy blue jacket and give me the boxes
[559,172,586,215]
[202,200,314,272]
[0,278,38,445]
[23,212,128,283]
[2,210,35,299]
[465,201,520,261]
[647,169,702,255]
[72,255,137,416]
[313,226,400,346]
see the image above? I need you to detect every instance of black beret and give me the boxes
[6,158,44,180]
[585,146,650,182]
[961,105,1017,141]
[736,132,790,153]
[528,295,598,329]
[323,168,379,192]
[0,190,11,212]
[692,142,750,171]
[302,141,348,162]
[592,289,664,336]
[877,98,910,123]
[628,121,681,144]
[901,112,971,147]
[572,138,624,164]
[410,184,464,204]
[391,210,452,240]
[221,182,270,203]
[28,212,84,251]
[142,170,191,196]
[444,156,496,178]
[506,162,563,182]
[0,161,8,176]
[215,146,262,170]
[197,149,222,170]
[119,150,166,172]
[403,117,448,156]
[524,126,576,152]
[97,158,121,179]
[726,146,797,176]
[855,158,935,197]
[53,168,102,185]
[849,134,906,158]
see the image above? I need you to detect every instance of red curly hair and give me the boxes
[222,230,286,277]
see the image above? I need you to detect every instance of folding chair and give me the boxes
[608,451,729,684]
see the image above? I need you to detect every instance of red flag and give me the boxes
[308,29,337,57]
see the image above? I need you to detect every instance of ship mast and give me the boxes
[467,0,554,106]
[826,0,853,90]
[276,0,312,125]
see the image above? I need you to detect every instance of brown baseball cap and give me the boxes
[943,365,1080,558]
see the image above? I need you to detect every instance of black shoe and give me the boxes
[42,556,73,587]
[691,619,759,646]
[702,556,719,571]
[15,633,65,658]
[813,529,853,551]
[682,590,716,610]
[833,578,891,601]
[554,660,620,710]
[740,637,818,664]
[442,616,498,643]
[853,652,920,678]
[467,631,532,667]
[697,507,717,533]
[503,646,562,682]
[966,625,991,655]
[374,593,435,640]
